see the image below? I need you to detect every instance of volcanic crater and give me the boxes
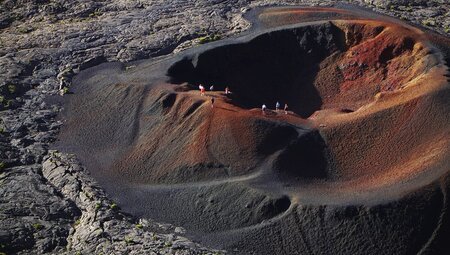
[56,7,450,255]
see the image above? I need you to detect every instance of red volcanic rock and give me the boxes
[60,17,448,190]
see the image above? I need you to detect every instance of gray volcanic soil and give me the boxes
[1,1,449,255]
[55,6,450,255]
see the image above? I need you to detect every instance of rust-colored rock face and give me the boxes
[164,19,448,192]
[57,7,450,255]
[59,7,449,192]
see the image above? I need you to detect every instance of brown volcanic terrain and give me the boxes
[56,7,450,255]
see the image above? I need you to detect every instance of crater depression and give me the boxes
[55,7,450,255]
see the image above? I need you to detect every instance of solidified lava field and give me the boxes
[56,7,450,255]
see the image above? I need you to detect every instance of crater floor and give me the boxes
[56,7,450,255]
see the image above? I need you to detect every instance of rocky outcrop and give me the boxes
[0,165,79,254]
[2,154,216,254]
[40,151,218,254]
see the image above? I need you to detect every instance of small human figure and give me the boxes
[275,101,280,112]
[211,97,215,108]
[210,85,214,91]
[284,103,289,114]
[225,86,230,95]
[199,84,205,96]
[262,104,267,114]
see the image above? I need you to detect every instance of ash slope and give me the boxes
[1,1,449,255]
[56,7,450,255]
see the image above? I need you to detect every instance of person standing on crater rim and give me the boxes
[225,86,230,95]
[211,96,215,108]
[199,84,205,96]
[284,103,289,114]
[262,104,267,114]
[210,85,214,91]
[276,101,280,112]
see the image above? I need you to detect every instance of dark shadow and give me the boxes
[256,121,299,155]
[167,57,195,84]
[167,22,347,118]
[340,108,354,113]
[273,129,329,180]
[161,92,177,109]
[444,56,450,81]
[254,195,291,221]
